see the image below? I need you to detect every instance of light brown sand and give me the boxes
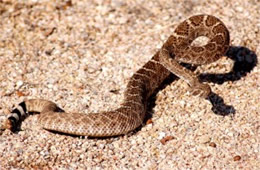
[0,0,259,169]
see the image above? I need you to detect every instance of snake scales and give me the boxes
[3,14,230,137]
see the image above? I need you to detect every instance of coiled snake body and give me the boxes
[3,15,230,137]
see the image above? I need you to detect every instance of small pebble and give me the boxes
[160,136,175,145]
[209,142,217,148]
[233,155,242,161]
[16,80,24,88]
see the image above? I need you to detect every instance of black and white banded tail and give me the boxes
[5,99,63,132]
[8,101,28,132]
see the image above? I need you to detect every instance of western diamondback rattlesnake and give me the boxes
[3,14,230,137]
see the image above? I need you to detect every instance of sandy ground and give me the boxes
[0,0,259,169]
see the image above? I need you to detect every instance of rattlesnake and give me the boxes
[3,14,230,137]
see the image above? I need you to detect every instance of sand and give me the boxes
[0,0,259,169]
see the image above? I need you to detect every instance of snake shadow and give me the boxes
[200,46,257,116]
[146,45,258,122]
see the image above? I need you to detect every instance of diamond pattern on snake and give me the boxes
[3,14,230,137]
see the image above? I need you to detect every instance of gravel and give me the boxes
[0,0,259,169]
